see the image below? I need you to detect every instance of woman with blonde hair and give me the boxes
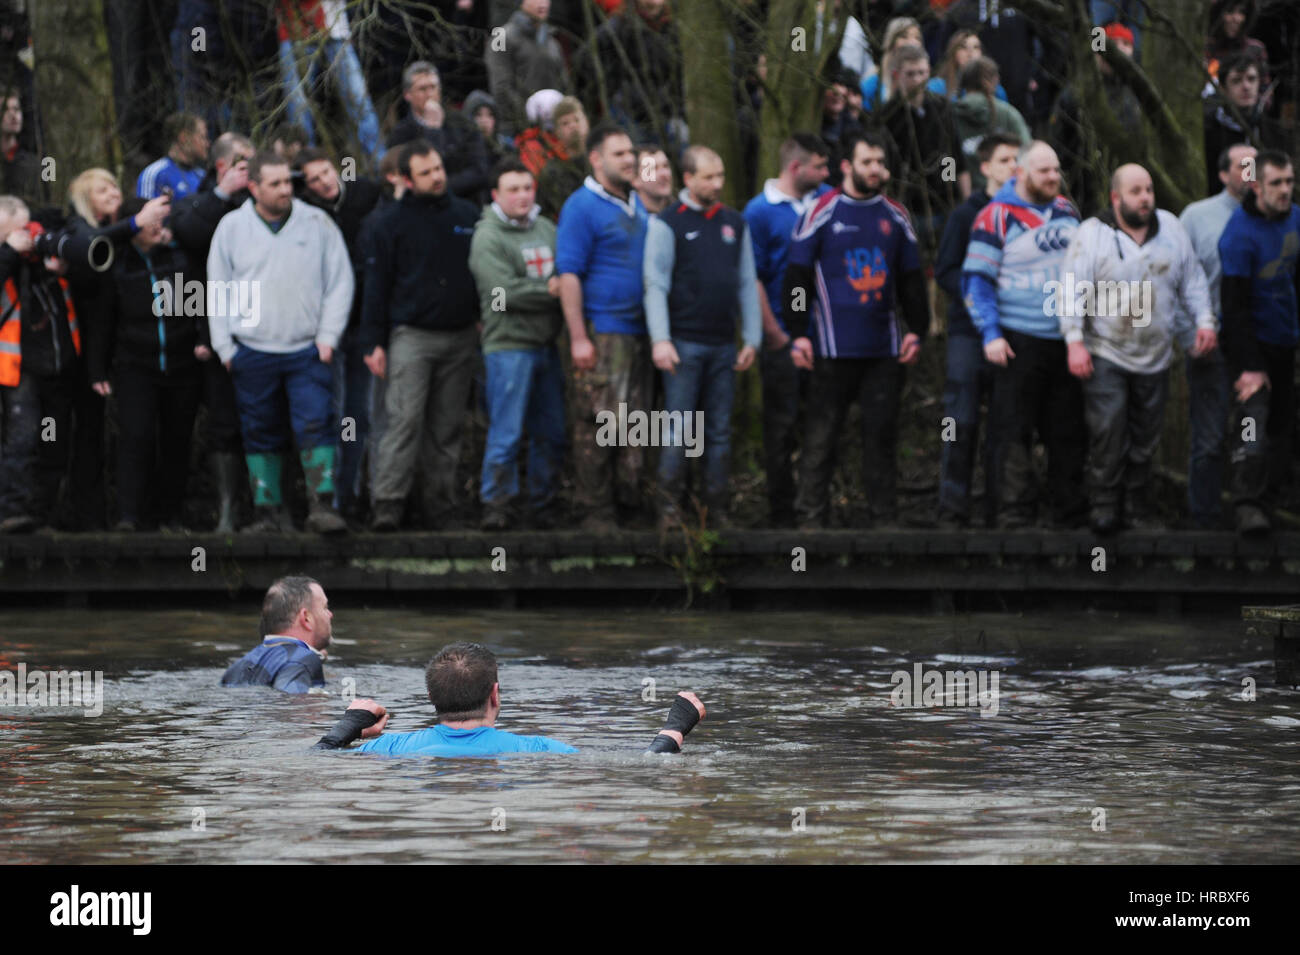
[859,16,923,112]
[66,168,168,245]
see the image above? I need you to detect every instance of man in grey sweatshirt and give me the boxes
[207,151,354,533]
[1179,142,1256,529]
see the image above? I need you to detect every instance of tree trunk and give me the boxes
[31,0,119,193]
[680,0,744,207]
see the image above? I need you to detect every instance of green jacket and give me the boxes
[952,92,1032,193]
[468,203,563,354]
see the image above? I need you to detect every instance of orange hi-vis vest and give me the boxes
[0,276,80,387]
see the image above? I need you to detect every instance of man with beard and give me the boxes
[207,152,354,534]
[555,123,651,532]
[744,133,831,527]
[1218,149,1300,535]
[221,577,333,693]
[962,141,1085,529]
[1060,164,1216,533]
[782,131,930,529]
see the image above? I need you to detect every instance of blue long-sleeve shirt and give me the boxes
[355,724,578,757]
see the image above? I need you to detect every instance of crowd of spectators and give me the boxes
[0,0,1296,538]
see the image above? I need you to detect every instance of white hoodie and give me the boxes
[1057,208,1215,374]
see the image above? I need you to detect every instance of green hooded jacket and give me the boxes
[468,202,563,354]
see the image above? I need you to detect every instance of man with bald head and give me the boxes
[644,145,761,529]
[1060,163,1216,533]
[962,141,1087,528]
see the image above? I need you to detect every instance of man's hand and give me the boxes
[734,345,756,372]
[1191,327,1219,358]
[5,228,32,254]
[571,335,597,371]
[984,337,1015,367]
[790,336,814,370]
[364,346,386,378]
[217,160,249,197]
[897,333,921,365]
[546,275,560,297]
[194,344,212,362]
[421,98,445,129]
[91,381,111,397]
[317,344,333,364]
[347,698,389,739]
[1235,370,1270,403]
[1067,341,1093,379]
[652,340,680,374]
[134,194,172,231]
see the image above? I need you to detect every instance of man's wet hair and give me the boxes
[588,121,630,156]
[260,576,319,636]
[778,132,829,171]
[248,150,290,183]
[426,642,499,722]
[976,130,1023,165]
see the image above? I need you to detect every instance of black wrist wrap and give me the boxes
[313,708,380,750]
[662,695,700,736]
[647,733,682,754]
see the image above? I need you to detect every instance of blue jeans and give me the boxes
[229,343,336,453]
[939,333,995,523]
[331,330,375,512]
[278,38,384,166]
[657,339,735,510]
[1187,349,1230,527]
[480,345,567,511]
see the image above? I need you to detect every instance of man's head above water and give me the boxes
[260,575,332,651]
[426,642,502,726]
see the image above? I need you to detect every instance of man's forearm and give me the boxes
[646,694,703,753]
[559,273,588,344]
[313,709,379,750]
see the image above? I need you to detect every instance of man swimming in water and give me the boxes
[221,576,332,693]
[313,641,706,755]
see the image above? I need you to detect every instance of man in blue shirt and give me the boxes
[783,130,930,528]
[556,123,651,532]
[137,112,210,200]
[221,576,332,693]
[314,641,706,756]
[1218,149,1300,535]
[743,133,831,527]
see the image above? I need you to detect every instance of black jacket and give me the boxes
[170,173,249,345]
[359,190,480,352]
[86,240,198,383]
[385,111,490,202]
[303,178,383,333]
[935,191,991,336]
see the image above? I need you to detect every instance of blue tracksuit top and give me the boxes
[744,180,831,334]
[554,176,648,335]
[220,636,325,694]
[1219,201,1300,348]
[355,724,579,757]
[136,157,206,200]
